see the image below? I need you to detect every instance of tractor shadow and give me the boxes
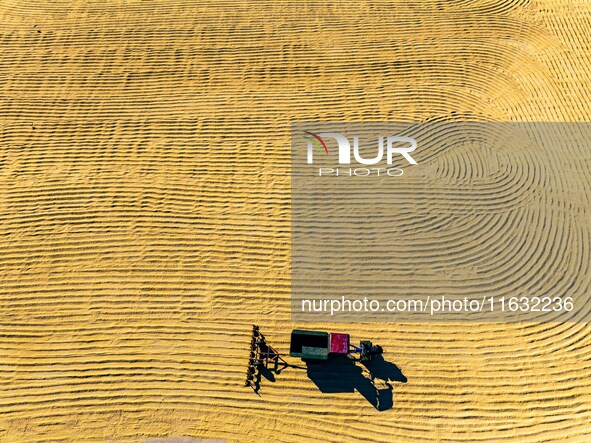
[306,355,406,411]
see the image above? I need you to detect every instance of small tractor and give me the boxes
[289,329,383,362]
[245,326,383,390]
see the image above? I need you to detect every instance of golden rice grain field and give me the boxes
[1,0,591,442]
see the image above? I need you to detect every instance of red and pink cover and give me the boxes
[329,333,350,354]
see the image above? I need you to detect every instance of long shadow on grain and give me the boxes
[306,355,406,411]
